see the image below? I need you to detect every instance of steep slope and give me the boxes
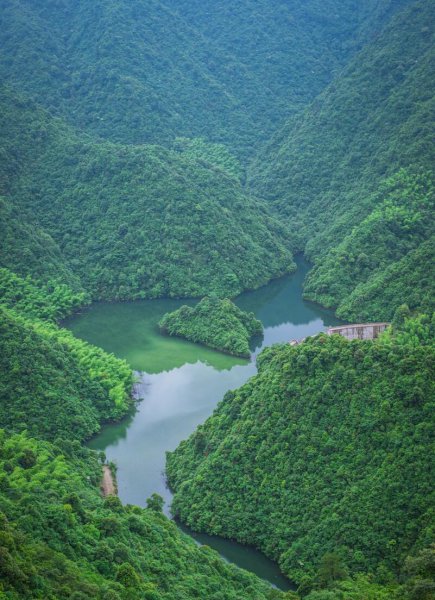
[0,87,295,300]
[0,195,81,289]
[0,432,283,600]
[167,315,435,589]
[0,0,409,158]
[165,0,410,123]
[303,170,434,320]
[335,237,435,322]
[250,0,434,320]
[0,305,133,441]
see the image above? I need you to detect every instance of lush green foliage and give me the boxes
[250,0,434,320]
[0,1,433,597]
[0,87,295,301]
[0,306,133,441]
[0,267,88,322]
[172,138,245,183]
[167,315,434,589]
[0,0,402,158]
[334,238,435,323]
[159,297,263,358]
[0,195,80,289]
[303,170,435,320]
[0,267,283,599]
[0,430,283,600]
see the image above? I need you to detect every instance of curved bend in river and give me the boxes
[65,257,342,589]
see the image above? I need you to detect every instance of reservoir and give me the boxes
[65,257,342,590]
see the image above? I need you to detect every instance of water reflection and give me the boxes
[65,297,245,373]
[89,360,257,508]
[69,257,343,589]
[178,523,295,591]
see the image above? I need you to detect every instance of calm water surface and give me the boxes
[66,258,342,590]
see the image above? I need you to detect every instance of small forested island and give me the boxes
[159,296,263,358]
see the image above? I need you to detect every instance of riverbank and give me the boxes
[101,465,116,497]
[68,261,342,589]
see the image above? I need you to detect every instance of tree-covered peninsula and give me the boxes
[159,297,263,358]
[167,313,435,598]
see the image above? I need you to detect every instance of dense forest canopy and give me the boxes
[0,86,295,300]
[0,0,434,598]
[159,296,264,358]
[168,314,435,597]
[250,0,435,320]
[0,0,408,157]
[0,431,283,599]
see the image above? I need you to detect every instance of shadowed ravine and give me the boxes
[65,257,343,590]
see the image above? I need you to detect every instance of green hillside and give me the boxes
[303,170,434,320]
[0,87,295,301]
[0,0,407,158]
[167,314,435,594]
[250,0,435,320]
[0,430,283,600]
[0,306,133,441]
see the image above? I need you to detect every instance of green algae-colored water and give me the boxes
[65,258,342,590]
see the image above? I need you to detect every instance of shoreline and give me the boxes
[101,465,116,497]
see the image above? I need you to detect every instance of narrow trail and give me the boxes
[101,465,116,497]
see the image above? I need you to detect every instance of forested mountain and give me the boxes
[250,0,434,320]
[0,0,408,157]
[168,314,435,597]
[0,0,434,598]
[0,87,295,300]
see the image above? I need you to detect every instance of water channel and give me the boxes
[65,257,342,590]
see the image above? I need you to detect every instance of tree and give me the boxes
[146,493,164,512]
[115,563,141,588]
[317,553,347,589]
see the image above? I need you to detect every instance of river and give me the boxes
[65,257,342,590]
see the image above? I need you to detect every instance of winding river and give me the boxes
[65,257,342,590]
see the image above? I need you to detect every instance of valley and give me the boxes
[65,258,340,588]
[0,1,433,599]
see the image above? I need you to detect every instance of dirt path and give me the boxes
[101,465,116,497]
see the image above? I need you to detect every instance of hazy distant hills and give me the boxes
[0,0,432,314]
[0,0,409,157]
